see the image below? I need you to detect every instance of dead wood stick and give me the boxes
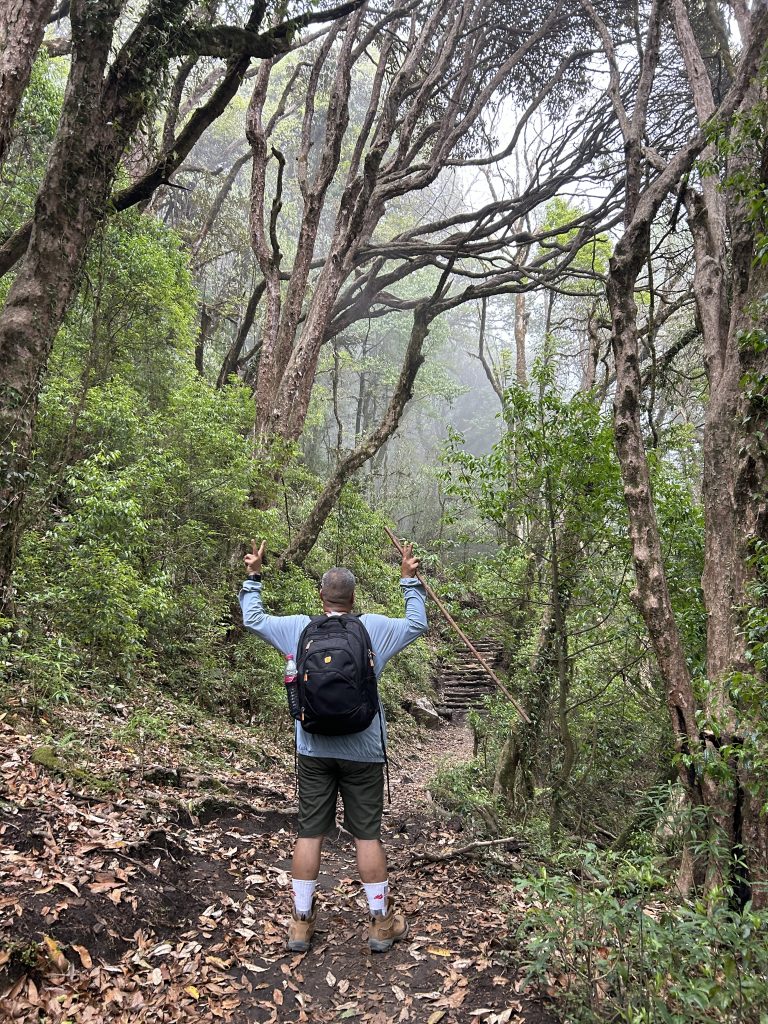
[384,526,531,724]
[410,835,523,864]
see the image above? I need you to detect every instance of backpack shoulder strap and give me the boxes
[340,613,373,645]
[296,615,326,657]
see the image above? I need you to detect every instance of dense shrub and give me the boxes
[516,846,768,1024]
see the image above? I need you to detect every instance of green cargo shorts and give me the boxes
[297,755,384,840]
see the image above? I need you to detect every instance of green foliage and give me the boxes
[538,197,612,280]
[434,359,709,840]
[4,206,433,733]
[0,50,66,237]
[429,757,508,834]
[441,360,625,545]
[517,847,768,1023]
[437,363,664,832]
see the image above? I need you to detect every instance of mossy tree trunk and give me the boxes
[0,0,55,169]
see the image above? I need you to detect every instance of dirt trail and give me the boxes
[0,713,551,1024]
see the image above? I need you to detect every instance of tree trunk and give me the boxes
[514,292,528,386]
[195,304,213,375]
[0,0,54,170]
[493,731,522,809]
[607,245,702,766]
[666,6,768,900]
[217,281,265,388]
[0,0,123,614]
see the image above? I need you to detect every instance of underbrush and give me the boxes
[428,756,515,836]
[515,846,768,1024]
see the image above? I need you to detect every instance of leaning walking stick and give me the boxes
[384,526,531,724]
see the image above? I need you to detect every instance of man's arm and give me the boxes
[239,539,309,655]
[363,543,428,673]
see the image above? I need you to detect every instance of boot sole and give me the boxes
[287,939,311,952]
[369,922,409,953]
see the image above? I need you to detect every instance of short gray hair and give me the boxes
[320,567,356,604]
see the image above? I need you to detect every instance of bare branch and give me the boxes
[176,0,364,59]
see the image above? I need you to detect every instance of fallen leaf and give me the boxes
[54,879,80,896]
[326,970,336,987]
[43,935,69,972]
[447,989,468,1008]
[71,944,93,969]
[184,985,200,999]
[27,978,40,1005]
[427,1012,446,1024]
[426,946,453,957]
[273,988,284,1006]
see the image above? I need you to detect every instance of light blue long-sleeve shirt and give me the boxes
[239,577,428,762]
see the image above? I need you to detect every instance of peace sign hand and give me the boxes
[244,538,266,575]
[400,542,420,579]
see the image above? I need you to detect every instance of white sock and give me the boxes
[292,878,317,916]
[363,880,389,915]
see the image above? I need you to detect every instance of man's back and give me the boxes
[239,576,428,762]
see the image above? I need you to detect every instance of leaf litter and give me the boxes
[0,705,554,1023]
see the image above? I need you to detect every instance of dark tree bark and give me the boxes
[0,0,124,614]
[0,0,55,170]
[216,281,266,389]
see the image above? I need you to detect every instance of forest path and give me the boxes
[0,713,551,1024]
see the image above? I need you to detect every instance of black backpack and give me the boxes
[295,615,378,735]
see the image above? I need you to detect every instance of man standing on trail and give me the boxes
[239,539,428,953]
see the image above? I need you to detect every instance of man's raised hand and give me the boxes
[244,538,266,575]
[400,541,420,579]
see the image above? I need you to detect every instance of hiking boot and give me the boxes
[368,895,409,952]
[287,898,317,953]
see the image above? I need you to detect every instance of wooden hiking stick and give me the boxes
[384,527,531,724]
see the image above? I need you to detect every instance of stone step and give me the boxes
[442,678,495,688]
[431,636,507,713]
[442,688,493,699]
[442,671,495,679]
[442,663,499,673]
[440,676,494,687]
[450,653,501,661]
[444,658,498,666]
[442,688,495,696]
[441,687,495,696]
